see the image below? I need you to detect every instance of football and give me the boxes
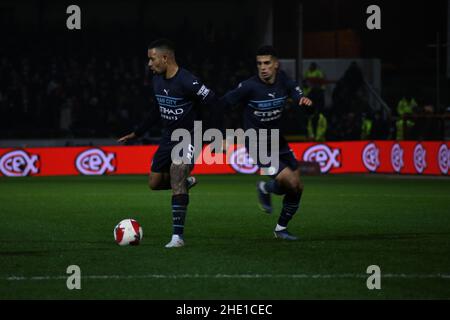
[114,219,143,246]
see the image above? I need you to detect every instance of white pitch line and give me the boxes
[3,273,450,281]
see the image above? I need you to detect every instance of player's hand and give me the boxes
[299,97,313,106]
[117,132,137,143]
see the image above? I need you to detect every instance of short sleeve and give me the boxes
[222,81,250,106]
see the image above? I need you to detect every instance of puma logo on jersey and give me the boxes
[163,89,169,95]
[193,80,199,85]
[268,93,276,98]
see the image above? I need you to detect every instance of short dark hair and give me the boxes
[256,45,278,58]
[148,39,176,53]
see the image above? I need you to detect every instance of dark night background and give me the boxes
[0,0,448,141]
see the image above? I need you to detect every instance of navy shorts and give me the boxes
[245,136,298,177]
[151,138,195,173]
[277,149,299,174]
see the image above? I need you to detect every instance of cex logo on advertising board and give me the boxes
[413,144,427,174]
[362,142,380,172]
[302,144,340,173]
[0,150,40,177]
[75,148,115,175]
[229,147,259,174]
[438,144,449,175]
[391,143,404,173]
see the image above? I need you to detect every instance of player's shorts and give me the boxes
[151,137,195,173]
[245,136,298,177]
[272,147,299,175]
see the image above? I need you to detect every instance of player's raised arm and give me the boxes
[282,71,313,107]
[186,76,218,106]
[220,80,250,108]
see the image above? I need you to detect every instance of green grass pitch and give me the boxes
[1,174,449,299]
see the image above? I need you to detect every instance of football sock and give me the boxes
[172,194,189,236]
[263,180,285,195]
[277,191,302,228]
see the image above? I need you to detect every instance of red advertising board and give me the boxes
[289,141,450,175]
[0,141,449,177]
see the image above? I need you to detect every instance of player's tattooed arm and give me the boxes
[170,163,190,195]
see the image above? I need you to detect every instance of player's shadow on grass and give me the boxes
[188,231,450,243]
[0,241,114,256]
[302,232,450,242]
[0,239,114,255]
[0,250,53,256]
[0,239,111,244]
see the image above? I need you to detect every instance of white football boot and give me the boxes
[165,234,185,248]
[186,176,197,190]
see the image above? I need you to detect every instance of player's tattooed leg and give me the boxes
[170,163,190,195]
[148,172,171,190]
